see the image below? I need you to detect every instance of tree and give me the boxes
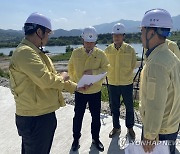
[9,50,13,56]
[65,45,74,53]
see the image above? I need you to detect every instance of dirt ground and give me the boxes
[0,56,141,73]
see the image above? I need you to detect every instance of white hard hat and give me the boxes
[81,26,98,42]
[25,12,52,31]
[141,8,173,28]
[112,23,125,34]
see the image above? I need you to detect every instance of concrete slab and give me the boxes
[0,86,179,154]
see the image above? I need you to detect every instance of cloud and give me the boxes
[95,17,102,20]
[53,18,68,23]
[75,9,86,15]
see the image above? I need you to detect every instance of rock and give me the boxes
[0,77,9,88]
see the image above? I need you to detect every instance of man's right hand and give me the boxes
[77,84,93,91]
[60,72,70,81]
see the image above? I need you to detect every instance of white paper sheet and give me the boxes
[77,72,107,88]
[125,142,170,154]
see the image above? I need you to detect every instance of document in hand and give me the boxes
[77,72,107,88]
[125,142,170,154]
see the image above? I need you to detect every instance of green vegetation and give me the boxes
[8,51,13,56]
[0,53,5,57]
[101,85,109,102]
[50,45,73,61]
[48,33,142,45]
[50,51,72,61]
[177,40,180,49]
[0,68,9,78]
[1,31,179,48]
[169,31,180,42]
[101,84,139,109]
[47,37,82,46]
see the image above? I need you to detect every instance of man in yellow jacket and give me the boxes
[144,39,180,61]
[166,39,180,59]
[68,26,109,152]
[105,23,137,139]
[9,13,78,154]
[140,9,180,154]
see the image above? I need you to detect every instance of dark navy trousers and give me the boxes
[16,112,57,154]
[73,91,101,141]
[108,84,134,129]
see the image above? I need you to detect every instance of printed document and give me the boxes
[125,142,170,154]
[77,72,107,88]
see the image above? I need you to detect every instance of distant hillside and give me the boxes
[0,15,179,38]
[172,15,180,31]
[0,29,23,41]
[52,29,82,37]
[93,19,140,34]
[93,15,180,34]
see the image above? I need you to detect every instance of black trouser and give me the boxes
[159,132,179,154]
[73,91,101,141]
[109,84,134,129]
[16,112,57,154]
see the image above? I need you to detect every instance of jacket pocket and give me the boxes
[147,78,156,100]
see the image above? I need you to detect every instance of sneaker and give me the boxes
[92,139,104,152]
[109,128,121,138]
[71,139,80,151]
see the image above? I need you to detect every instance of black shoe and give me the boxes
[71,140,80,151]
[126,128,136,142]
[109,128,121,138]
[92,139,104,152]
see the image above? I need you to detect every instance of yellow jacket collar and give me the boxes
[146,42,168,62]
[21,38,42,54]
[112,42,126,51]
[82,46,98,57]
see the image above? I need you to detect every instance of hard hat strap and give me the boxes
[145,27,156,50]
[35,31,44,51]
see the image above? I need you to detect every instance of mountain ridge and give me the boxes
[0,15,179,38]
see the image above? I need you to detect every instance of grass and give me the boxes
[101,84,139,109]
[0,53,5,57]
[50,51,72,62]
[0,68,9,78]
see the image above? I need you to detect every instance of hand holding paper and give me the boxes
[77,72,107,88]
[76,83,93,91]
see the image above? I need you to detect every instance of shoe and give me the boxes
[92,139,104,152]
[109,128,121,138]
[71,139,80,151]
[126,128,136,141]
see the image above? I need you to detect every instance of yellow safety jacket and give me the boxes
[104,42,137,85]
[166,39,180,59]
[68,46,109,94]
[139,43,180,140]
[9,38,76,116]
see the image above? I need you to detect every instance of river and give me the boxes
[0,43,143,57]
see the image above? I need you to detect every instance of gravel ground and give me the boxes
[0,77,10,88]
[0,77,142,124]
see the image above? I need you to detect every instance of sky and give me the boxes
[0,0,179,31]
